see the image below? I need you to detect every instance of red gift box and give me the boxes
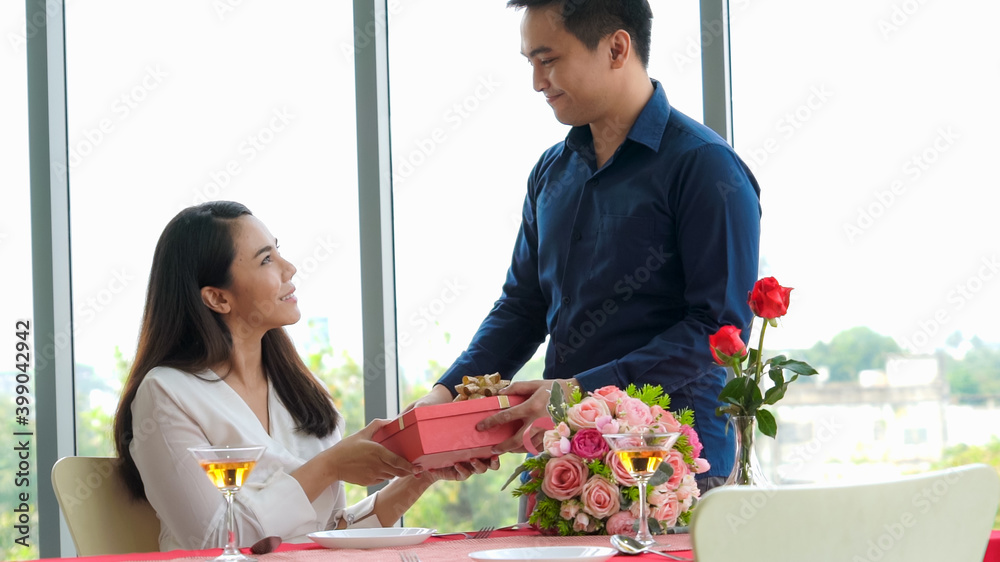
[373,395,527,469]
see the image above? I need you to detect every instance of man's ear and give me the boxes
[608,29,631,69]
[201,286,232,315]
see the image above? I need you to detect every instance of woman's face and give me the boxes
[218,215,299,336]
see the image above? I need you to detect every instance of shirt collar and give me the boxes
[565,78,672,155]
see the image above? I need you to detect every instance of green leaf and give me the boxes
[548,382,566,422]
[648,461,675,487]
[765,354,787,366]
[762,385,786,405]
[647,518,664,535]
[781,360,819,376]
[718,377,751,407]
[756,408,777,438]
[501,462,531,490]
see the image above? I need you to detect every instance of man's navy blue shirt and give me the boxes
[438,80,761,478]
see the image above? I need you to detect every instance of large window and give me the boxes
[389,0,707,530]
[2,3,35,558]
[731,1,1000,482]
[63,0,364,461]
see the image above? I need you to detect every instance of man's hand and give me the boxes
[477,379,575,454]
[423,455,501,483]
[402,383,453,413]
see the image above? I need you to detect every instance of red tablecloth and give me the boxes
[36,528,1000,562]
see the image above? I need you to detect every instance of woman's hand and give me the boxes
[326,419,418,487]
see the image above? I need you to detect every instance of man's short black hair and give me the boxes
[508,0,654,68]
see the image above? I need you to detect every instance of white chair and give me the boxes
[691,463,999,562]
[51,456,161,555]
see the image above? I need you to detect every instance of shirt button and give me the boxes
[562,297,570,305]
[588,179,600,188]
[573,231,582,241]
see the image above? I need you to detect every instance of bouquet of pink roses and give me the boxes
[504,383,710,536]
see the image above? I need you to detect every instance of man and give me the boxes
[412,0,760,492]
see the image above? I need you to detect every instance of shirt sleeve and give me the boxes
[131,374,324,549]
[572,144,761,394]
[436,175,551,392]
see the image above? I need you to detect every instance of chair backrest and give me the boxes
[50,456,161,556]
[691,463,1000,562]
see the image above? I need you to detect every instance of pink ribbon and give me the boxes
[521,416,555,455]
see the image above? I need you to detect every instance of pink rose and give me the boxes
[605,510,637,536]
[560,499,582,520]
[592,385,628,412]
[573,512,597,533]
[581,476,620,519]
[679,425,703,459]
[650,492,681,527]
[604,450,637,486]
[665,449,689,488]
[594,414,620,434]
[648,482,675,506]
[693,457,711,474]
[570,428,610,460]
[650,406,682,433]
[566,397,611,431]
[675,473,700,503]
[541,454,588,501]
[617,397,653,430]
[556,422,571,438]
[543,429,571,457]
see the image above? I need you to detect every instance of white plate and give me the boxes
[307,527,436,549]
[468,546,618,562]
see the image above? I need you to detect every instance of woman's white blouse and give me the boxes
[130,366,379,550]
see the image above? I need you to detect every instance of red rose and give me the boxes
[748,277,793,319]
[570,428,609,460]
[709,325,747,365]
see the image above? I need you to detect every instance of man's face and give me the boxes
[520,6,613,127]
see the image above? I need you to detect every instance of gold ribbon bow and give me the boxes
[453,373,509,401]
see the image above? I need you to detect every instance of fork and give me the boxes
[400,552,422,562]
[472,525,495,539]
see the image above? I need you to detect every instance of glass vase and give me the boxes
[724,415,769,486]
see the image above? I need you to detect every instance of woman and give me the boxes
[112,201,496,550]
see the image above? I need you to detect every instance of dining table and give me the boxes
[36,528,1000,562]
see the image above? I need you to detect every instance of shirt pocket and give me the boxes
[588,214,659,282]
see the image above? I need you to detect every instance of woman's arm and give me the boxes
[291,418,418,502]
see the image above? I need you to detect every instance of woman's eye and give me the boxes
[261,255,272,265]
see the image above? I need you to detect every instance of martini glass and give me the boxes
[189,445,266,562]
[603,432,680,546]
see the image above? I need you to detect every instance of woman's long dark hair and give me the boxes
[113,201,339,500]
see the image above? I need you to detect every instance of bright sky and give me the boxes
[2,0,999,388]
